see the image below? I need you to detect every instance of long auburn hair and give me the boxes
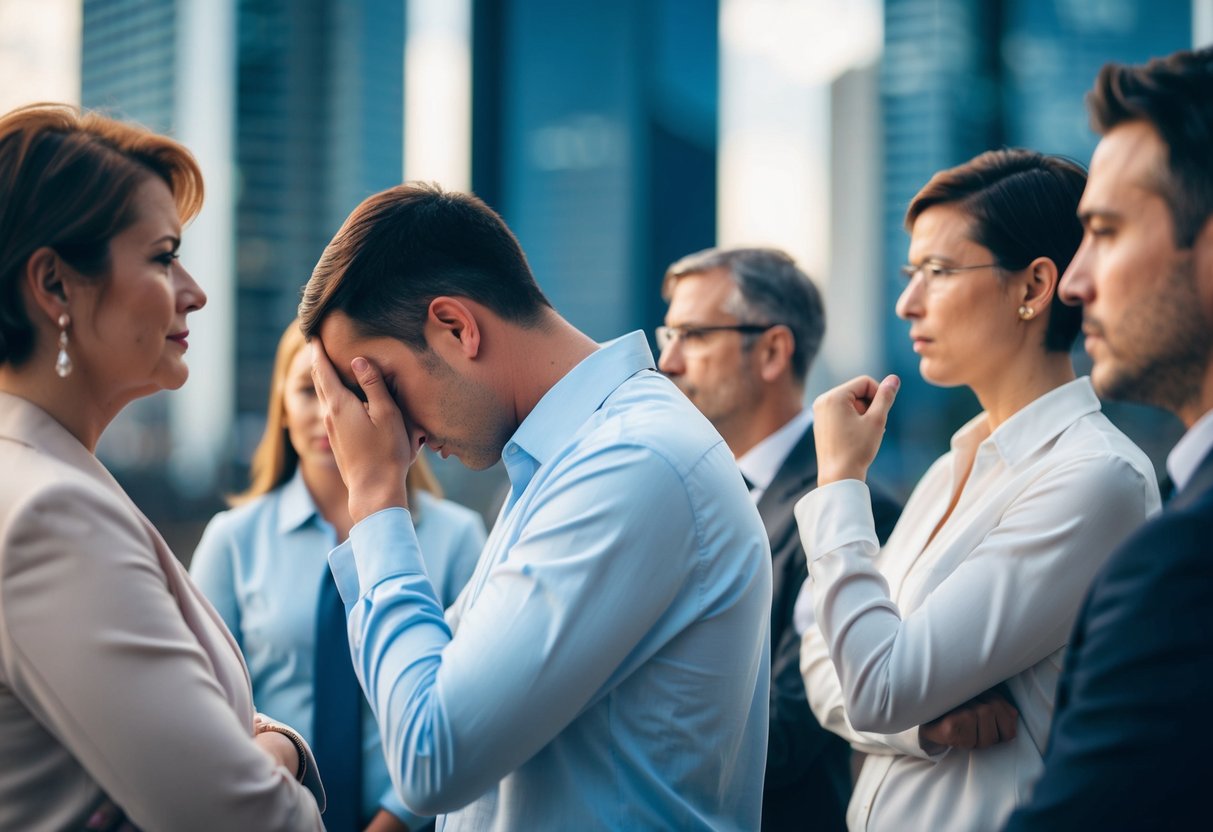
[230,320,443,509]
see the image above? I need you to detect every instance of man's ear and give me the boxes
[1019,256,1059,318]
[23,247,70,326]
[1192,214,1213,317]
[427,296,481,360]
[757,325,795,383]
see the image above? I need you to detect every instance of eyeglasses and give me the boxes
[899,259,1001,287]
[655,324,775,352]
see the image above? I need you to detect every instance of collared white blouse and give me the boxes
[797,378,1159,831]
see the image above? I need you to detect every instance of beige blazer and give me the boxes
[0,392,324,831]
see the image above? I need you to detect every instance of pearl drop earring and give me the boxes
[55,313,73,378]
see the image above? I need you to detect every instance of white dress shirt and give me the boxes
[738,408,813,504]
[1167,407,1213,493]
[797,378,1159,831]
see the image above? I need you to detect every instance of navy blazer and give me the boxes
[1004,448,1213,830]
[758,424,901,831]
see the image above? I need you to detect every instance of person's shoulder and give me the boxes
[194,488,285,554]
[0,437,93,496]
[1072,494,1210,642]
[0,450,148,582]
[1104,495,1213,578]
[589,371,724,461]
[1032,413,1158,511]
[1057,409,1155,478]
[1073,497,1213,674]
[0,445,123,534]
[205,490,279,532]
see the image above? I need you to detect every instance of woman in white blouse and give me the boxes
[796,149,1160,831]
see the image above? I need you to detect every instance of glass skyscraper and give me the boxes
[878,0,1191,486]
[80,0,405,545]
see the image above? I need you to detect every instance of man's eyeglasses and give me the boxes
[899,259,1001,287]
[655,324,775,352]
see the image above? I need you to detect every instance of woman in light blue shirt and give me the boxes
[192,321,486,832]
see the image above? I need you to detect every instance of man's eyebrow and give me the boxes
[1077,208,1122,226]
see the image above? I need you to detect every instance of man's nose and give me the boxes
[658,340,684,375]
[1059,239,1094,306]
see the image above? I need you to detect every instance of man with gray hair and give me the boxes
[658,247,900,831]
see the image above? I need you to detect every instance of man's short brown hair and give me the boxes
[1087,46,1213,248]
[299,182,551,348]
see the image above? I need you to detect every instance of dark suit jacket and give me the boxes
[758,424,902,831]
[1004,447,1213,831]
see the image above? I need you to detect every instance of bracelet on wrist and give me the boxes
[258,723,308,782]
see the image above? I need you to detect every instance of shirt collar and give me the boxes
[950,377,1102,466]
[737,408,813,494]
[1167,408,1213,494]
[504,330,656,480]
[277,468,321,534]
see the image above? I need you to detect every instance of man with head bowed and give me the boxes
[302,183,772,830]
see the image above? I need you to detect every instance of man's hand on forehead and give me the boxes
[309,337,414,520]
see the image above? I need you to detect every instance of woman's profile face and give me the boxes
[896,203,1022,389]
[281,345,336,471]
[66,176,206,401]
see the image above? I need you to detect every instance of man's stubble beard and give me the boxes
[1095,255,1213,415]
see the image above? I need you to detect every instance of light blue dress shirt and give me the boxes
[190,471,486,828]
[330,330,772,831]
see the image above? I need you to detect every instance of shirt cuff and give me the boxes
[794,479,879,563]
[328,507,428,608]
[878,724,949,762]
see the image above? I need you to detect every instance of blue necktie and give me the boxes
[314,570,363,831]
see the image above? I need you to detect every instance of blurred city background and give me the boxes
[2,0,1209,557]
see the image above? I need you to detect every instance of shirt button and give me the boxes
[507,445,519,456]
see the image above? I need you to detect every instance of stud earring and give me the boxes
[1018,305,1035,321]
[55,313,72,378]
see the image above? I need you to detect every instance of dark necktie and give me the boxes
[742,473,756,492]
[1158,472,1176,505]
[313,570,363,831]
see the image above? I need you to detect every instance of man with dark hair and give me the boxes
[1005,46,1213,830]
[301,183,772,830]
[658,247,900,831]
